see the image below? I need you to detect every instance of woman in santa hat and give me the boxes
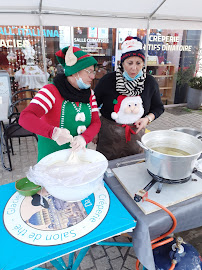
[94,36,164,160]
[19,46,101,161]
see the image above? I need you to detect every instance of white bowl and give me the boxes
[37,149,108,201]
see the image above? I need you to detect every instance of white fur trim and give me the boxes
[111,112,118,119]
[134,96,143,104]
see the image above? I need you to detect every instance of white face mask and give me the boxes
[75,73,91,89]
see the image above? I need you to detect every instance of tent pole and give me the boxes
[145,0,166,68]
[70,27,74,46]
[39,0,48,84]
[115,28,119,71]
[145,19,150,68]
[149,0,167,19]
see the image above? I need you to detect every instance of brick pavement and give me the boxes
[0,105,202,269]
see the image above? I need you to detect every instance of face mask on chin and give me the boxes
[75,74,91,89]
[123,70,143,81]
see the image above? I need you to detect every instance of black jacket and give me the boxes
[94,71,164,121]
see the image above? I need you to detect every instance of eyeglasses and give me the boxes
[84,69,96,75]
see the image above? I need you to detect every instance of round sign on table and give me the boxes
[3,186,110,246]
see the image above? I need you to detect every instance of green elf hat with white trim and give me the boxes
[55,46,97,76]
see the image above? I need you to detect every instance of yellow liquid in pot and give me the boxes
[151,147,190,156]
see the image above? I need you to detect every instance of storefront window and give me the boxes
[144,29,184,104]
[0,25,201,105]
[146,29,200,104]
[73,27,116,88]
[43,25,62,83]
[0,25,44,93]
[117,28,201,104]
[41,26,116,88]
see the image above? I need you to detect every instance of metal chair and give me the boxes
[2,89,38,171]
[11,89,38,113]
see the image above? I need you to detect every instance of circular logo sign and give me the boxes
[3,186,110,246]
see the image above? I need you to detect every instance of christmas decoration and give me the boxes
[111,95,144,125]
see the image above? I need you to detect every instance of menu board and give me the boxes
[0,71,11,121]
[0,71,10,96]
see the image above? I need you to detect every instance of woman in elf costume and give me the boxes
[94,36,164,160]
[19,46,101,161]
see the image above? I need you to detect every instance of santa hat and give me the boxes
[121,36,145,63]
[111,95,127,120]
[55,46,97,76]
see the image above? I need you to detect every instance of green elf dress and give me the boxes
[19,80,101,162]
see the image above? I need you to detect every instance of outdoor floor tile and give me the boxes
[120,246,129,257]
[79,254,95,270]
[105,246,121,260]
[110,257,124,270]
[91,245,106,259]
[0,106,202,269]
[123,255,136,270]
[94,257,111,270]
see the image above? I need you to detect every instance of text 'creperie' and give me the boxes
[149,35,179,43]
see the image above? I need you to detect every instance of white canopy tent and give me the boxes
[0,0,202,30]
[1,0,201,90]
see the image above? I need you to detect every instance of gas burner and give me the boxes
[147,170,192,194]
[148,170,191,184]
[134,171,192,202]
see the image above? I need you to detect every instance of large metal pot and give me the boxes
[138,130,202,180]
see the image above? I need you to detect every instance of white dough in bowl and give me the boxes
[26,149,108,201]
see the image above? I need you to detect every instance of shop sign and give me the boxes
[74,38,109,43]
[144,43,192,52]
[149,35,179,42]
[80,45,105,56]
[146,34,192,51]
[0,39,30,48]
[0,27,59,37]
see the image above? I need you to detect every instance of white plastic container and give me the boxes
[27,149,108,202]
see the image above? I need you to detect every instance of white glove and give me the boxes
[52,127,73,146]
[70,135,86,152]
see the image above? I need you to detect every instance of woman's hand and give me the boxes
[70,135,86,151]
[135,117,149,134]
[52,127,73,146]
